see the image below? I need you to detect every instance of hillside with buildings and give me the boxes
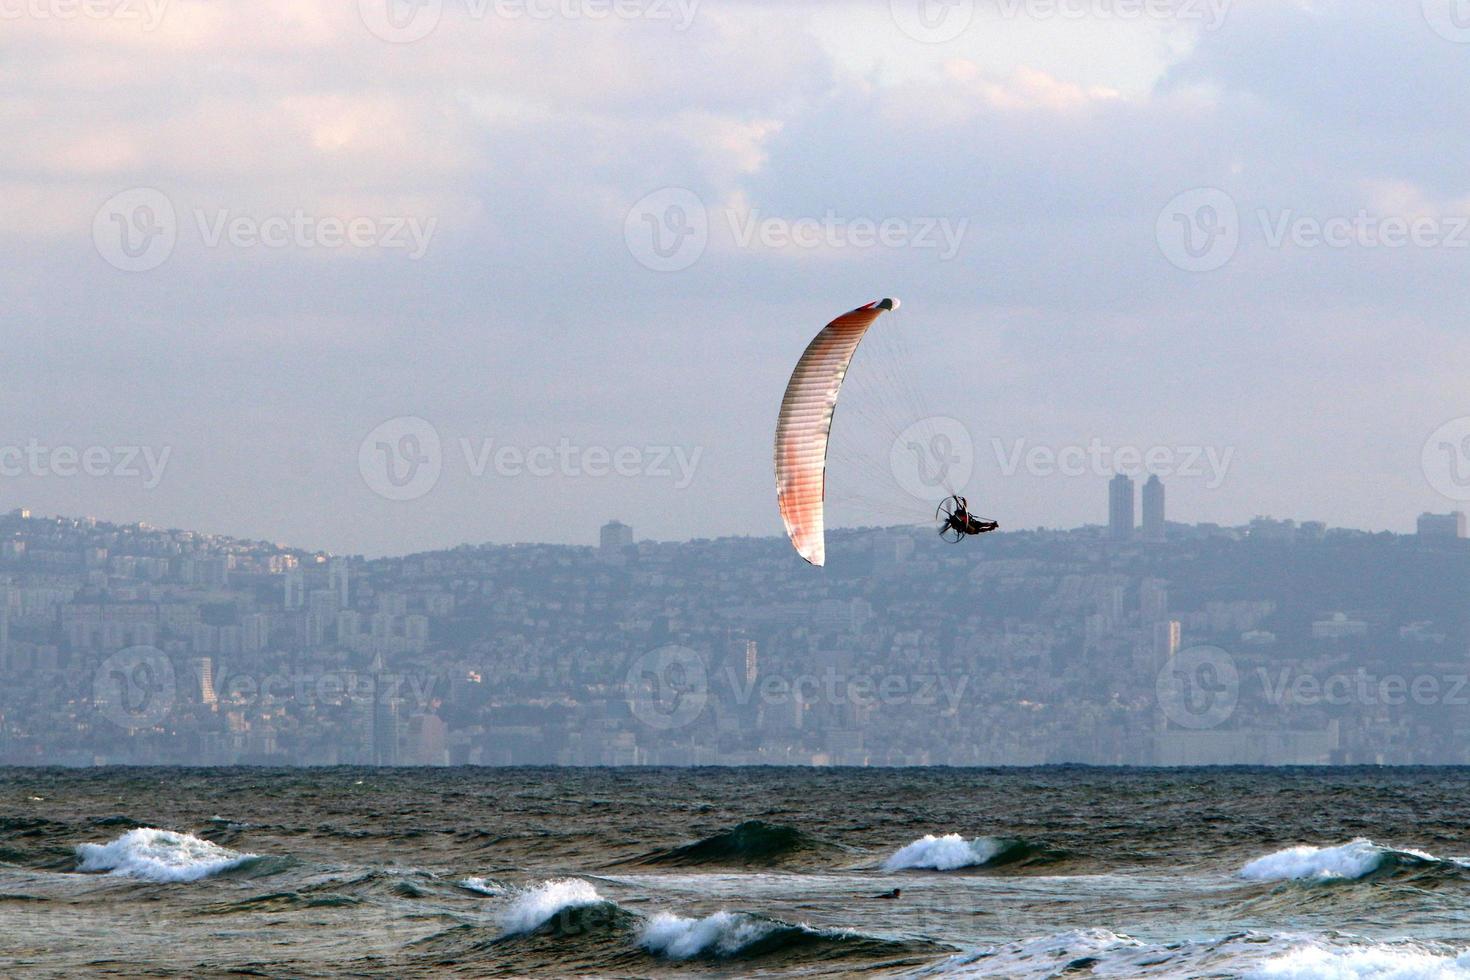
[1,481,1467,767]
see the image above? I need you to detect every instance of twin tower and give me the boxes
[1109,474,1165,542]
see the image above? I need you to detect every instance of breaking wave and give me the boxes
[1240,839,1445,883]
[498,878,629,937]
[1250,943,1470,978]
[914,929,1470,979]
[882,833,1051,871]
[639,908,940,963]
[458,876,503,896]
[75,828,260,883]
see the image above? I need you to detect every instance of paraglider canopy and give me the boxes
[773,298,898,566]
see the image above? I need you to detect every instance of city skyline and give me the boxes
[4,468,1463,558]
[4,500,1468,768]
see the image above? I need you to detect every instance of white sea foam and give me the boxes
[915,932,1470,979]
[75,828,256,883]
[459,876,502,896]
[639,910,783,959]
[914,928,1142,976]
[498,878,604,936]
[882,834,1007,871]
[1249,944,1470,979]
[1239,839,1435,882]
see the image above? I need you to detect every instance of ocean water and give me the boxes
[3,766,1470,978]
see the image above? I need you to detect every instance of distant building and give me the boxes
[1417,512,1466,539]
[190,657,217,706]
[1108,474,1135,539]
[1139,578,1169,624]
[328,557,350,608]
[1312,612,1368,639]
[1141,475,1165,541]
[0,593,10,673]
[1152,619,1181,669]
[600,520,633,553]
[283,567,305,610]
[1248,517,1298,543]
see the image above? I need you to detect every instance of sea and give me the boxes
[3,766,1470,978]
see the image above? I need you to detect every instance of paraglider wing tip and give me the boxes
[877,297,899,311]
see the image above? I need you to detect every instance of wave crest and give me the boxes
[498,879,620,937]
[882,834,1042,871]
[640,910,785,960]
[914,930,1470,979]
[639,909,938,963]
[75,828,258,883]
[622,820,840,868]
[1240,839,1440,882]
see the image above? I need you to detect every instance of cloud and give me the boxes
[3,0,1470,550]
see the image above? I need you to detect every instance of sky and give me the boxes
[5,0,1470,556]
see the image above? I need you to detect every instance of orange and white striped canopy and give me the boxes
[774,298,898,566]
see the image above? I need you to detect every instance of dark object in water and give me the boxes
[873,888,901,900]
